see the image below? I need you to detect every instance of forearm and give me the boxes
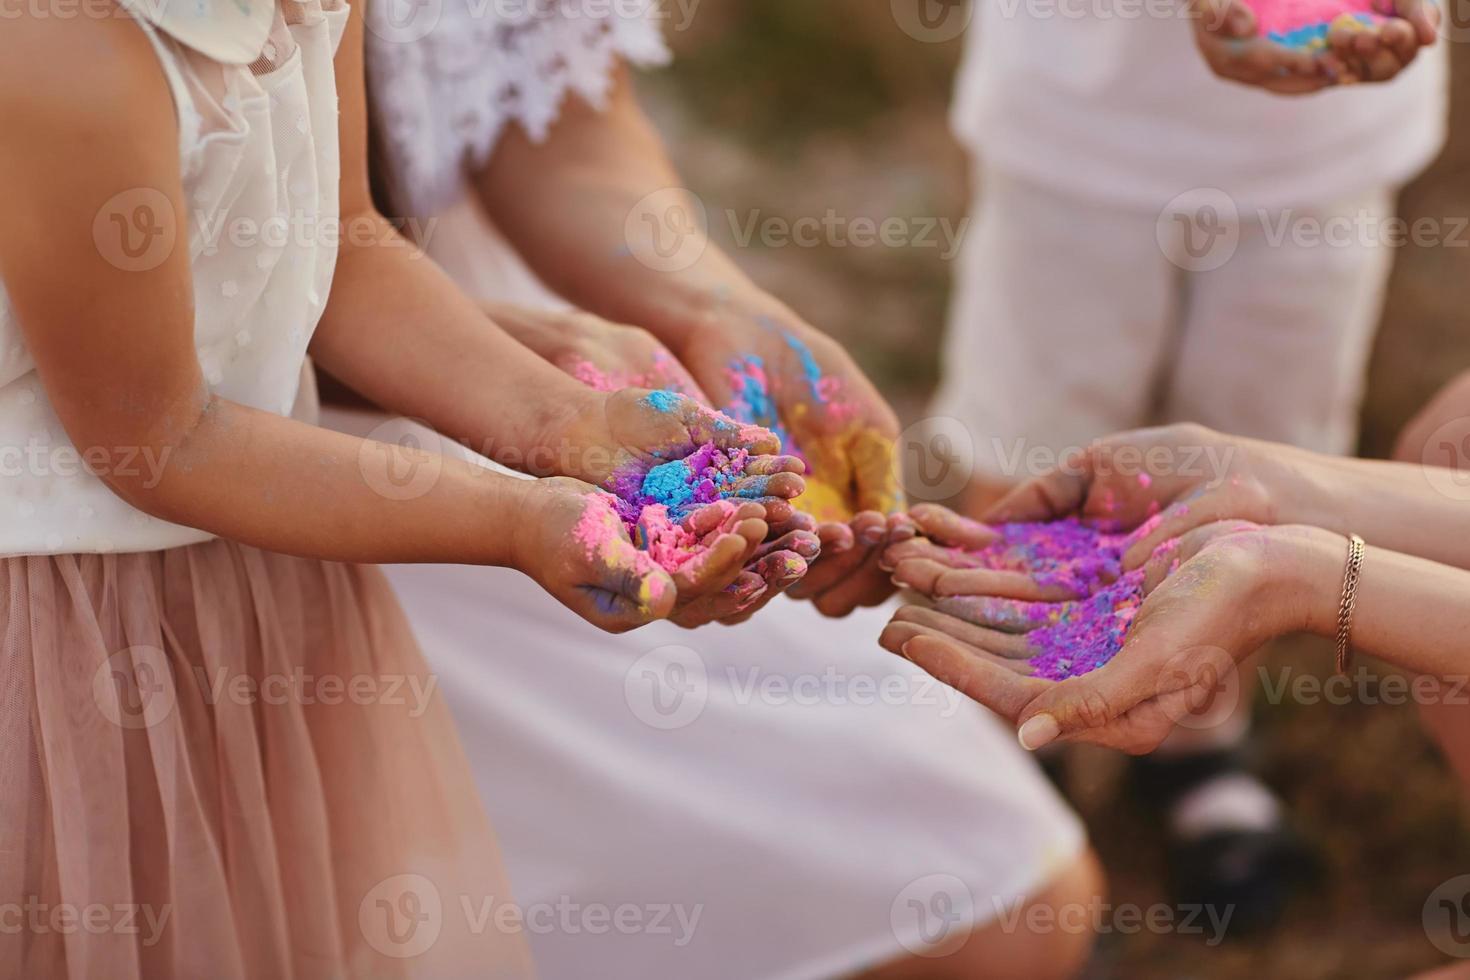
[112,395,527,566]
[310,216,604,472]
[1276,526,1470,680]
[473,68,788,355]
[1266,442,1470,568]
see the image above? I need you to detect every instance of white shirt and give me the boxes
[0,0,348,557]
[953,0,1448,211]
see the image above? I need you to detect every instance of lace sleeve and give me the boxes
[366,0,672,217]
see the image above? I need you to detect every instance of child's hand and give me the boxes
[510,477,679,632]
[667,506,820,628]
[562,388,807,507]
[678,314,911,617]
[1189,0,1435,93]
[483,302,710,400]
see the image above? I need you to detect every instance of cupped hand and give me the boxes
[510,476,678,633]
[986,423,1303,570]
[1189,0,1436,94]
[880,521,1335,753]
[571,387,807,506]
[678,312,911,617]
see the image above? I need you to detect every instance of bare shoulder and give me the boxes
[0,1,176,143]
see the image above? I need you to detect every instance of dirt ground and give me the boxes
[641,4,1470,977]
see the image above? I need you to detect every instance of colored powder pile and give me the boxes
[602,425,775,573]
[947,519,1160,681]
[1245,0,1379,49]
[968,519,1126,595]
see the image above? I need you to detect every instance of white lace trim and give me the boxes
[366,0,671,217]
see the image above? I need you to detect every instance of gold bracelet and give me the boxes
[1335,534,1366,676]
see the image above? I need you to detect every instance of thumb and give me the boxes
[588,542,677,630]
[1014,619,1235,749]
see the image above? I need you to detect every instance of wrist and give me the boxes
[1259,524,1350,638]
[533,387,614,483]
[487,474,536,569]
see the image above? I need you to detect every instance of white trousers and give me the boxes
[933,167,1398,475]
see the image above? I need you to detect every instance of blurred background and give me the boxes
[637,4,1470,977]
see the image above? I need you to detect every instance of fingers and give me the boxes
[880,537,981,573]
[742,455,809,477]
[724,470,807,502]
[668,532,751,597]
[899,562,1080,602]
[986,469,1089,524]
[897,634,1051,723]
[817,519,856,555]
[887,511,918,544]
[685,400,782,456]
[907,503,999,551]
[670,569,769,628]
[887,605,1037,661]
[935,594,1063,634]
[812,549,897,616]
[1121,498,1212,569]
[1009,614,1241,751]
[717,551,811,624]
[787,512,884,600]
[754,528,822,562]
[1395,0,1440,43]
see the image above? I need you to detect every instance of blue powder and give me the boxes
[640,459,697,511]
[1268,13,1373,48]
[782,333,827,403]
[644,389,682,414]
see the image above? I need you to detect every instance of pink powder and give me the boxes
[1246,0,1381,46]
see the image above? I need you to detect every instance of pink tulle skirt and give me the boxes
[0,541,532,980]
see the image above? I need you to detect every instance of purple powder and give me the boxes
[942,519,1157,680]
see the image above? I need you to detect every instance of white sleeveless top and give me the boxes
[0,0,349,557]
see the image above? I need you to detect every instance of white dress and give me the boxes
[348,6,1086,978]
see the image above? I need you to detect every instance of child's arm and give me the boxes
[0,11,677,631]
[471,65,915,617]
